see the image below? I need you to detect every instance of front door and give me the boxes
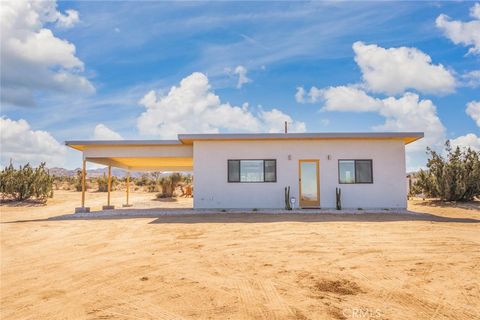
[299,160,320,208]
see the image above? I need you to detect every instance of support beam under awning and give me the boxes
[85,157,193,172]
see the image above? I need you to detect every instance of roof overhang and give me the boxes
[178,132,424,145]
[85,157,193,172]
[65,140,183,151]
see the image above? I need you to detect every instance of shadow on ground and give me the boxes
[0,200,47,207]
[3,211,479,224]
[146,212,480,224]
[414,200,479,211]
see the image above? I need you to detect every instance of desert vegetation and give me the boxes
[1,163,193,204]
[411,142,480,201]
[49,170,192,192]
[96,173,118,192]
[0,163,54,202]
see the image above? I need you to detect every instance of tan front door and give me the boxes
[299,160,320,208]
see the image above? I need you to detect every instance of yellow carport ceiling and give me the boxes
[110,157,193,167]
[85,157,193,171]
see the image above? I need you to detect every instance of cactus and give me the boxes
[285,186,292,210]
[336,187,342,210]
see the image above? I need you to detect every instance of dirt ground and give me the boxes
[1,191,479,320]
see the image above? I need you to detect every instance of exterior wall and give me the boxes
[193,139,407,209]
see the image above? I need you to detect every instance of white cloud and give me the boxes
[0,0,93,106]
[93,124,123,140]
[450,133,480,151]
[295,86,306,103]
[466,100,480,127]
[295,86,324,103]
[374,93,446,152]
[352,41,456,95]
[258,108,306,133]
[234,65,251,88]
[461,70,480,87]
[312,87,445,151]
[56,9,80,28]
[436,3,480,55]
[473,3,480,19]
[320,118,330,126]
[0,117,66,167]
[320,85,382,112]
[137,72,305,138]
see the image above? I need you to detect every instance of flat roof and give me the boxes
[66,132,424,150]
[178,132,424,144]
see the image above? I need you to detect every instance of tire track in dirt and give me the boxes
[27,267,186,320]
[90,286,186,320]
[232,278,295,320]
[233,278,267,319]
[258,279,294,319]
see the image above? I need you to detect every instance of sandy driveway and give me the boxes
[1,191,479,319]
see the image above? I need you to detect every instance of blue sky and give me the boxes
[1,1,479,170]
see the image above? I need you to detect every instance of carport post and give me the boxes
[123,172,132,207]
[75,158,90,213]
[81,159,86,207]
[107,165,112,206]
[126,173,129,205]
[102,165,114,210]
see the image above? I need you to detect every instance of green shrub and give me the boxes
[74,170,83,192]
[134,174,151,187]
[412,142,480,201]
[0,162,54,202]
[96,174,117,192]
[158,173,183,198]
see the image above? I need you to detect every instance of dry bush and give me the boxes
[412,142,480,201]
[0,162,53,202]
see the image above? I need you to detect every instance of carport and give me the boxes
[65,140,193,213]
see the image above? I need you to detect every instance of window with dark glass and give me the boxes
[228,159,276,183]
[264,160,276,182]
[228,160,240,182]
[339,160,373,184]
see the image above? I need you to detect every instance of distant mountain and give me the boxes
[48,167,74,177]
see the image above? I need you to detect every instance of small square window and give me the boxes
[355,160,373,183]
[264,160,277,182]
[240,160,264,182]
[338,160,373,184]
[228,160,240,182]
[339,160,355,184]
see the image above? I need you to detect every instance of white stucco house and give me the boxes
[66,132,423,211]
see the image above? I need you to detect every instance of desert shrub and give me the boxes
[149,172,163,192]
[157,173,183,198]
[96,174,117,192]
[135,173,162,192]
[74,170,83,191]
[0,162,54,201]
[412,142,480,201]
[134,174,151,187]
[183,174,193,185]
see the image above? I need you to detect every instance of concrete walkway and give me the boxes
[59,207,416,219]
